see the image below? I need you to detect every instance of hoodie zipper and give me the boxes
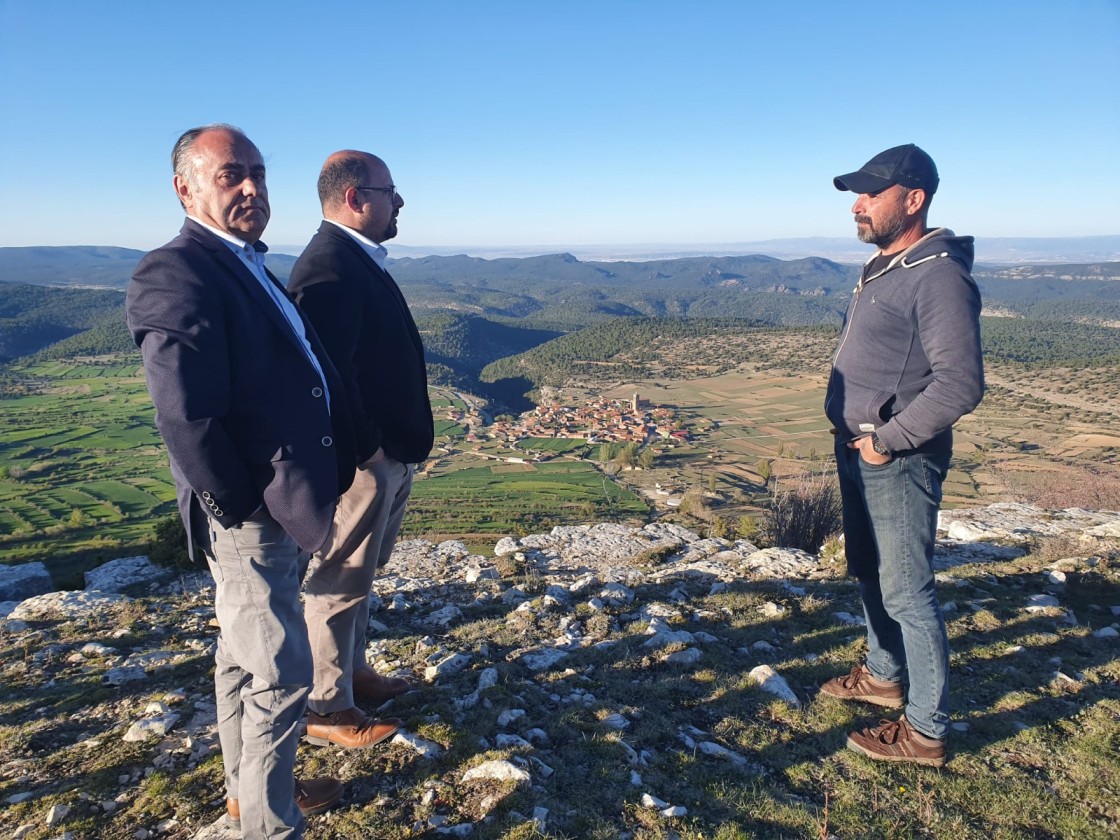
[824,230,951,418]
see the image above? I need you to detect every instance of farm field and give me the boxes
[0,358,173,574]
[3,335,1119,579]
[402,459,647,541]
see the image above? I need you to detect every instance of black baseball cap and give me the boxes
[833,144,939,195]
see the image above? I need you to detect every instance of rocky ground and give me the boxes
[1,503,1119,839]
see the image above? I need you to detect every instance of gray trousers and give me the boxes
[303,455,414,713]
[206,510,311,839]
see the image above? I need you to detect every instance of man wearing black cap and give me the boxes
[820,144,984,767]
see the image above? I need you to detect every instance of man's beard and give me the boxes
[856,206,908,249]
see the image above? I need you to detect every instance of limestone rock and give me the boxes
[747,665,801,708]
[11,590,131,621]
[0,562,53,602]
[84,556,174,594]
[461,759,530,784]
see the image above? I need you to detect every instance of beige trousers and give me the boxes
[303,454,413,713]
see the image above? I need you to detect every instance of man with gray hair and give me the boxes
[127,125,391,836]
[820,144,983,767]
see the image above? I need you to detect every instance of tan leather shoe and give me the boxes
[225,776,343,829]
[353,669,411,704]
[305,706,402,749]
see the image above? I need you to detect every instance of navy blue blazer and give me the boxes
[126,220,356,559]
[288,222,434,465]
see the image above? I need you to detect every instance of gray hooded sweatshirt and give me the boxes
[824,227,984,455]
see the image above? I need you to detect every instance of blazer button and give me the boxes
[214,508,224,516]
[312,387,323,398]
[202,491,212,500]
[321,436,333,447]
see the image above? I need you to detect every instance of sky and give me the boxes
[1,0,1118,253]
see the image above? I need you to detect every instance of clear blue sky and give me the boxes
[1,0,1117,252]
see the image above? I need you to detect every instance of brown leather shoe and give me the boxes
[305,706,402,749]
[847,715,947,767]
[820,664,905,708]
[225,776,343,829]
[353,669,411,704]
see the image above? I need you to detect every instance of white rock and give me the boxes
[601,713,630,730]
[600,583,635,604]
[517,647,568,672]
[425,605,463,626]
[642,630,695,649]
[666,647,702,665]
[759,601,786,617]
[698,740,750,767]
[13,825,34,839]
[103,666,148,686]
[495,733,530,748]
[123,713,180,742]
[425,653,471,681]
[46,804,70,826]
[1045,570,1067,585]
[833,611,866,627]
[80,642,117,657]
[528,756,554,777]
[84,556,174,594]
[630,770,643,786]
[6,792,35,804]
[1092,626,1119,638]
[497,709,526,727]
[661,806,688,818]
[0,562,53,602]
[435,824,474,836]
[951,722,970,732]
[747,665,801,708]
[1026,594,1061,610]
[461,759,530,784]
[641,793,668,809]
[11,590,131,620]
[391,730,443,758]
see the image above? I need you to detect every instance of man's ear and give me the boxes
[344,186,363,213]
[173,174,192,211]
[906,188,927,216]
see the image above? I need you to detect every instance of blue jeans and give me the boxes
[835,443,951,740]
[207,510,313,839]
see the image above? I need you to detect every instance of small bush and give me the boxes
[762,471,842,553]
[147,514,192,570]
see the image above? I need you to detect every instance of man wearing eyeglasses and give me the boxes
[289,151,434,748]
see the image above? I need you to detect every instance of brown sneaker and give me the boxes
[225,776,343,828]
[820,664,905,708]
[353,668,412,704]
[846,715,947,767]
[304,706,402,749]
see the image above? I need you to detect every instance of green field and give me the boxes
[514,436,589,454]
[0,360,648,574]
[0,359,174,572]
[403,460,647,537]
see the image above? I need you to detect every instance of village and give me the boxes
[444,393,692,452]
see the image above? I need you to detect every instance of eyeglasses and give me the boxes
[356,185,398,200]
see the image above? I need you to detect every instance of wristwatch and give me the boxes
[870,433,891,457]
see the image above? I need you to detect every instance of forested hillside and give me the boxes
[0,283,126,362]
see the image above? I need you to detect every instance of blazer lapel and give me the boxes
[319,224,425,356]
[182,220,309,356]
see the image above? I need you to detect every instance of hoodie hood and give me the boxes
[862,228,975,286]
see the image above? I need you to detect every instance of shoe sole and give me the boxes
[819,686,904,708]
[304,727,399,749]
[846,736,946,767]
[299,791,344,817]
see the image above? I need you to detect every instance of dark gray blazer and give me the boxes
[126,219,356,559]
[288,222,434,466]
